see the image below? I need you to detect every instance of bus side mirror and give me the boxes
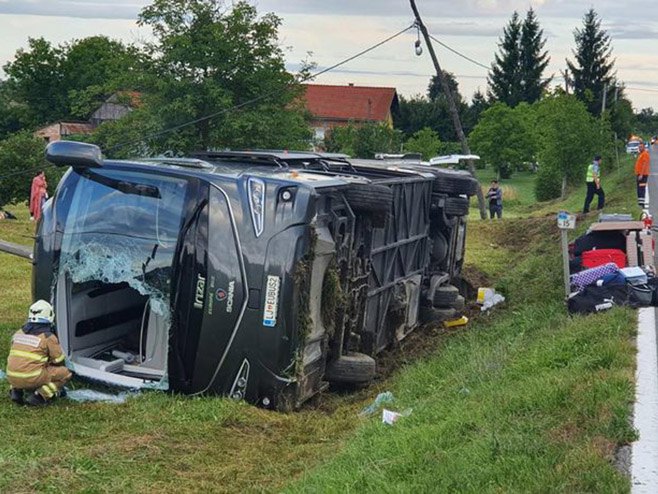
[45,141,103,169]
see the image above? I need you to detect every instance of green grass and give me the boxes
[530,158,638,218]
[0,164,640,492]
[470,157,637,220]
[474,168,537,215]
[289,166,639,492]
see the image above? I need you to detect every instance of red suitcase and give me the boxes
[581,248,626,269]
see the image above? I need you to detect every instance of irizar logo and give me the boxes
[194,274,206,309]
[226,280,236,313]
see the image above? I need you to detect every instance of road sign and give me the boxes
[557,211,577,230]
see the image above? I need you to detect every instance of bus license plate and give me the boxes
[263,276,280,327]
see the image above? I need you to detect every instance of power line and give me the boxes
[428,33,490,70]
[0,24,416,182]
[108,24,415,153]
[0,164,53,181]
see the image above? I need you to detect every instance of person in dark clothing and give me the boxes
[486,180,503,219]
[583,155,605,213]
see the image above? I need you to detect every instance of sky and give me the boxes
[0,0,657,110]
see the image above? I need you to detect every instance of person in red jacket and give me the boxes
[635,142,651,208]
[29,171,48,222]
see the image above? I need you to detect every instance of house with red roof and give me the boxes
[35,91,142,143]
[302,83,399,142]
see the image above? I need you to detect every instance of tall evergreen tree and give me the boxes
[488,10,550,107]
[566,9,616,116]
[463,89,489,134]
[520,8,551,103]
[428,73,461,103]
[488,12,522,106]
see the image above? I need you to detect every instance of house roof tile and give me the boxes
[302,84,397,122]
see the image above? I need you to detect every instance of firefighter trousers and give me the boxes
[8,366,72,400]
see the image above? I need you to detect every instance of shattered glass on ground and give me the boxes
[66,388,138,404]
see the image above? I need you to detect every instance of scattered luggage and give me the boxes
[566,213,656,314]
[581,248,626,269]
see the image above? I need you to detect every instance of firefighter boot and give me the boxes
[25,392,48,407]
[9,388,24,405]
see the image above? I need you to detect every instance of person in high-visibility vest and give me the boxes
[583,155,605,213]
[635,142,651,208]
[6,300,72,406]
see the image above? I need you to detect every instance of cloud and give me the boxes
[286,62,487,80]
[609,23,658,40]
[0,0,148,19]
[424,21,503,38]
[258,0,559,17]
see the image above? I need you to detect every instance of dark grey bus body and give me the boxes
[32,144,477,410]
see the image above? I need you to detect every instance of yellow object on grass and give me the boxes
[444,316,469,328]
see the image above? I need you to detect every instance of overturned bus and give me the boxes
[31,142,479,410]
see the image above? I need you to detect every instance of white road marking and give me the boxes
[632,308,658,492]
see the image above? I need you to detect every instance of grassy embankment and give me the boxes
[290,161,640,492]
[0,160,640,492]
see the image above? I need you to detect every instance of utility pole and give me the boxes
[409,0,487,220]
[601,82,608,117]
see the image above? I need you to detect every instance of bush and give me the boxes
[0,131,55,208]
[403,127,441,160]
[325,122,402,158]
[470,102,535,179]
[534,93,600,199]
[535,163,563,201]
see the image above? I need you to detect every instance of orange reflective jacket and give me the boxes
[6,329,66,385]
[635,150,650,176]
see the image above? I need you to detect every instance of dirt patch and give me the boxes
[460,265,492,295]
[591,435,617,460]
[489,217,560,252]
[548,421,582,444]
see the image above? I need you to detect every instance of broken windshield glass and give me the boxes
[58,170,190,318]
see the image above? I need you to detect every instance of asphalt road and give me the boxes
[632,145,658,492]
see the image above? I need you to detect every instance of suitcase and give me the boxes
[570,263,619,290]
[581,249,626,269]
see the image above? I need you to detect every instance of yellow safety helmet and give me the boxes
[28,300,55,324]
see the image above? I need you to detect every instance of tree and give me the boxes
[428,73,461,102]
[0,132,51,208]
[394,95,439,138]
[404,127,442,160]
[566,9,616,117]
[608,94,634,140]
[136,0,311,152]
[63,36,148,119]
[488,12,522,107]
[519,8,551,103]
[1,36,146,129]
[325,122,402,158]
[533,93,600,200]
[394,73,468,141]
[0,82,23,140]
[2,38,66,128]
[469,102,535,179]
[488,10,550,107]
[636,107,658,136]
[395,94,463,141]
[463,89,490,134]
[79,108,160,159]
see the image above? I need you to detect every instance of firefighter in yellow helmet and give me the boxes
[6,300,72,406]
